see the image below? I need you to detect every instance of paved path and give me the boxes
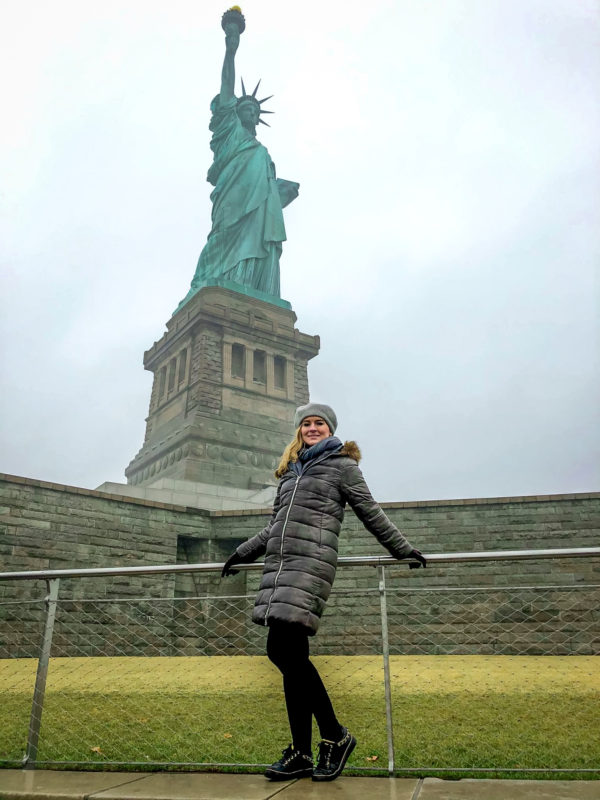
[0,771,598,800]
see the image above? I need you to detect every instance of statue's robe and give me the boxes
[185,95,287,300]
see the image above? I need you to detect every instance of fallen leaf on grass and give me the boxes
[366,755,378,762]
[223,733,233,739]
[90,746,103,754]
[138,718,149,723]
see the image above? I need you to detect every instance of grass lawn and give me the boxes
[1,655,598,778]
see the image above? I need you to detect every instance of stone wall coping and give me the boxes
[0,473,210,516]
[375,492,600,508]
[209,491,600,516]
[2,472,598,519]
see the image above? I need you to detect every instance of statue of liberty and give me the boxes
[176,8,299,312]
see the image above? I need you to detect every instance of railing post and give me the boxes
[23,578,60,769]
[378,565,395,775]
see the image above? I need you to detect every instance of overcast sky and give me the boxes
[1,0,599,502]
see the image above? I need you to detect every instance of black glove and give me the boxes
[221,551,244,578]
[408,548,427,569]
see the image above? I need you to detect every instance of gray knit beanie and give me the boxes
[294,403,338,435]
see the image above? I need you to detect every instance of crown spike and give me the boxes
[258,118,271,127]
[252,79,261,97]
[259,110,274,115]
[258,95,274,105]
[240,77,247,96]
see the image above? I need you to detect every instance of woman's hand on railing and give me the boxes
[408,548,427,569]
[221,552,244,577]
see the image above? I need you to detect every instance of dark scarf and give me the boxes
[290,436,343,476]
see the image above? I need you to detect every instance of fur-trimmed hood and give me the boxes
[340,440,361,463]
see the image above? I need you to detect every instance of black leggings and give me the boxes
[267,622,342,755]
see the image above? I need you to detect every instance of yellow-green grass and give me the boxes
[1,656,598,778]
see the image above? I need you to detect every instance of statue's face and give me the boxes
[237,101,259,131]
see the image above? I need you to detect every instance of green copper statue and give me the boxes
[176,8,299,311]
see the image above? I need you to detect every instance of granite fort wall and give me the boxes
[1,474,599,656]
[0,474,214,658]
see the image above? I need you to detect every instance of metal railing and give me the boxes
[0,547,599,775]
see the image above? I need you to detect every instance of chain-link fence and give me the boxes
[0,549,599,775]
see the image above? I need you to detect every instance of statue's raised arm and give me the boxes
[176,7,299,313]
[220,18,240,103]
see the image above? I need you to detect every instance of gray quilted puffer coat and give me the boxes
[235,441,415,634]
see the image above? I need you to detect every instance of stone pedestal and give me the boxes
[125,286,320,493]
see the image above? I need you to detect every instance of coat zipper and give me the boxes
[264,474,301,625]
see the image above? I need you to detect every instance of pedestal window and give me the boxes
[167,358,176,393]
[253,350,266,384]
[274,356,286,389]
[158,366,167,400]
[178,348,188,386]
[231,343,245,379]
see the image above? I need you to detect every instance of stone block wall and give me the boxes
[1,474,598,657]
[0,475,206,657]
[211,494,600,655]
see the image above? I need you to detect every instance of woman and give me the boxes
[221,403,426,782]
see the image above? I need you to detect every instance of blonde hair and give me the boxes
[275,427,304,478]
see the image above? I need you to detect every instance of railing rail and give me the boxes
[1,546,599,582]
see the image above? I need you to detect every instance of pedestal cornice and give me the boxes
[144,286,318,372]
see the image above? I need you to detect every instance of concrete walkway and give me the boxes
[0,771,598,800]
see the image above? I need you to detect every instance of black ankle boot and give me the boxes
[312,726,356,781]
[265,744,314,781]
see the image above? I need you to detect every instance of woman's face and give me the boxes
[300,416,331,446]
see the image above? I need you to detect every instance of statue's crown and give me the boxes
[237,79,274,126]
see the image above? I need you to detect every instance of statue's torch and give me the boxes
[221,6,246,34]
